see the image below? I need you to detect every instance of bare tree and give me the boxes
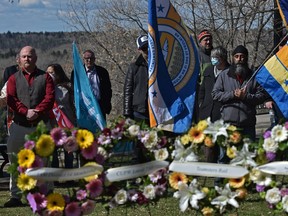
[61,0,279,117]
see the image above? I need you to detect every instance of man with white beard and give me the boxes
[212,45,268,141]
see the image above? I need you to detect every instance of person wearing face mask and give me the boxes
[212,45,268,141]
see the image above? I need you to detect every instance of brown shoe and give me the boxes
[3,198,24,208]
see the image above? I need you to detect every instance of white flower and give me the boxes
[230,143,257,167]
[203,119,229,143]
[154,148,169,161]
[114,189,128,205]
[265,187,281,204]
[171,139,198,162]
[211,183,239,214]
[143,184,156,199]
[128,125,140,137]
[271,125,288,142]
[97,147,108,160]
[143,130,158,149]
[98,134,111,145]
[251,170,272,186]
[173,179,206,212]
[263,137,279,153]
[282,195,288,213]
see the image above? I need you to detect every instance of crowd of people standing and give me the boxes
[0,30,283,207]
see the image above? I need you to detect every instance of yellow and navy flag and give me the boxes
[256,41,288,118]
[72,42,106,132]
[148,0,200,133]
[276,0,288,28]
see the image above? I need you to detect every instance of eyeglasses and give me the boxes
[83,57,95,61]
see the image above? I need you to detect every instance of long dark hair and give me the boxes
[46,63,70,85]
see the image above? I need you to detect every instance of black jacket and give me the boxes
[123,54,148,117]
[71,64,112,116]
[199,65,229,122]
[2,64,18,87]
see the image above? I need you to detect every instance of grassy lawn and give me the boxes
[0,185,285,216]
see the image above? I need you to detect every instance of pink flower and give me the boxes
[26,192,47,214]
[63,136,78,153]
[285,122,288,130]
[155,184,166,196]
[65,202,81,216]
[24,140,35,149]
[85,179,103,198]
[81,200,95,215]
[17,166,27,173]
[76,189,87,201]
[81,142,98,160]
[50,128,67,146]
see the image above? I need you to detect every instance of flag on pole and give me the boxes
[72,42,106,132]
[276,0,288,28]
[255,41,288,119]
[148,0,200,133]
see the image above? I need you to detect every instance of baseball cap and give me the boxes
[136,35,148,49]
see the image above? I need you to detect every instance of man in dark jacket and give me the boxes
[71,50,112,120]
[212,45,267,141]
[123,35,149,123]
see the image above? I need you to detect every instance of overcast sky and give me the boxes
[0,0,71,33]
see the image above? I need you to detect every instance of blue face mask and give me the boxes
[211,57,220,66]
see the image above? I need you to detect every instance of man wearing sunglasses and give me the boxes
[123,34,149,123]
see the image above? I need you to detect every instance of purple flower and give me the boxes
[97,134,111,145]
[256,184,265,192]
[158,136,167,148]
[155,184,166,196]
[17,166,26,173]
[76,189,87,201]
[26,192,47,213]
[266,151,276,162]
[111,127,123,140]
[50,128,67,146]
[81,142,98,160]
[24,140,35,149]
[263,130,272,139]
[285,122,288,130]
[128,190,138,202]
[63,136,78,153]
[81,200,95,215]
[85,179,103,198]
[65,202,81,216]
[281,188,288,196]
[31,156,44,168]
[148,171,162,183]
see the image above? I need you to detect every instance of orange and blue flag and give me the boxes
[148,0,200,133]
[276,0,288,28]
[256,41,288,119]
[72,42,106,132]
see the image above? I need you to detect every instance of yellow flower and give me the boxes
[47,193,65,212]
[169,172,188,190]
[204,136,215,148]
[188,127,205,144]
[35,134,55,157]
[17,149,35,168]
[201,207,214,216]
[180,134,191,145]
[196,120,208,131]
[236,187,248,199]
[83,162,102,182]
[229,177,245,189]
[76,129,94,149]
[229,131,242,144]
[226,146,237,159]
[202,187,209,194]
[227,125,237,131]
[17,173,37,191]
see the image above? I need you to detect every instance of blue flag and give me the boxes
[148,0,200,133]
[72,42,106,132]
[256,41,288,119]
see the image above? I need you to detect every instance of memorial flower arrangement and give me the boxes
[169,118,249,215]
[11,121,105,216]
[12,117,174,215]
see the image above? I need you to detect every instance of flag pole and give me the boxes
[242,33,288,88]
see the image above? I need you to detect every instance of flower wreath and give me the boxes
[12,117,173,215]
[250,121,288,214]
[168,118,255,215]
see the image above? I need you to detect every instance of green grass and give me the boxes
[0,187,286,216]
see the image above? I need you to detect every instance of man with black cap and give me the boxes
[212,45,267,141]
[123,34,149,123]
